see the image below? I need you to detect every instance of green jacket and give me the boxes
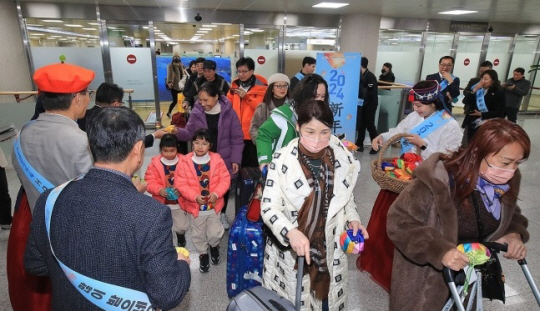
[256,104,297,165]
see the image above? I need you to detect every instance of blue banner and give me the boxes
[315,53,361,141]
[156,56,231,101]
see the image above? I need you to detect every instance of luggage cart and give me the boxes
[442,242,540,311]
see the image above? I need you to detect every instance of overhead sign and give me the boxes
[316,52,361,141]
[449,21,488,32]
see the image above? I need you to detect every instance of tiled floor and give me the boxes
[1,116,540,310]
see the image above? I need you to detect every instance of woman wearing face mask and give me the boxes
[173,83,244,228]
[166,54,188,118]
[261,100,368,311]
[359,80,463,292]
[387,118,530,310]
[462,69,506,141]
[256,73,329,172]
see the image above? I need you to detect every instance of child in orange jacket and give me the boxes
[175,129,231,273]
[145,133,189,247]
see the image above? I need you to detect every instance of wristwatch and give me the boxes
[420,143,428,151]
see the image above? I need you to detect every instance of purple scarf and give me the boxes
[475,177,510,220]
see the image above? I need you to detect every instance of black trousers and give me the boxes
[356,103,378,145]
[0,166,12,225]
[222,189,230,213]
[241,140,259,168]
[168,89,180,115]
[506,107,519,123]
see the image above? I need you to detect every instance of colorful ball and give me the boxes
[339,229,364,254]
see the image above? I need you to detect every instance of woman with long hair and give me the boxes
[462,69,506,140]
[166,54,188,118]
[387,118,529,310]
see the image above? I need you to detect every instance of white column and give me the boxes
[340,13,381,68]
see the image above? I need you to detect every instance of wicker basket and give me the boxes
[370,133,419,194]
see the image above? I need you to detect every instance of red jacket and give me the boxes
[144,154,184,204]
[227,74,268,140]
[174,152,231,217]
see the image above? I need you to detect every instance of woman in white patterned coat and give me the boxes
[261,100,369,311]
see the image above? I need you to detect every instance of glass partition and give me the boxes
[284,26,337,77]
[244,25,280,79]
[376,30,422,86]
[510,35,539,111]
[420,33,454,79]
[486,36,513,80]
[25,17,104,94]
[453,35,484,87]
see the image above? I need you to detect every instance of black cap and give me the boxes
[202,60,216,70]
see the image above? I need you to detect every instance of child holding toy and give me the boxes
[145,133,189,247]
[175,129,231,273]
[358,80,463,292]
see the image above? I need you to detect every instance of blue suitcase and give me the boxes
[226,204,265,298]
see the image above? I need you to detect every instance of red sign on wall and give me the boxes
[464,58,470,66]
[257,56,266,65]
[127,54,137,64]
[494,59,500,66]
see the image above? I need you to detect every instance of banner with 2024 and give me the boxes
[316,52,361,141]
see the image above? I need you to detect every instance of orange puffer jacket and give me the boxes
[228,74,268,140]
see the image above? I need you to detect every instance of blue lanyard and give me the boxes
[472,83,488,113]
[439,74,455,92]
[45,178,154,311]
[13,121,54,193]
[294,71,305,81]
[400,110,454,154]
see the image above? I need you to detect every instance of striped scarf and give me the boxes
[296,143,335,301]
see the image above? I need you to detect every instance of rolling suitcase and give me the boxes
[226,203,265,299]
[235,167,261,215]
[227,257,304,311]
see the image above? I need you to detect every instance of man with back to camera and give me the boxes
[379,62,395,83]
[182,60,230,109]
[24,107,191,311]
[182,57,205,100]
[503,67,531,123]
[77,82,166,149]
[356,57,379,154]
[289,56,316,92]
[8,62,95,311]
[425,56,460,114]
[228,56,268,167]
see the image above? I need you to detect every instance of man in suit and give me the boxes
[78,82,166,148]
[425,56,460,114]
[25,107,191,310]
[9,62,95,311]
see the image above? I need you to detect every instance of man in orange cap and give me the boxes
[7,62,95,311]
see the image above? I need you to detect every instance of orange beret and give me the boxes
[33,63,95,93]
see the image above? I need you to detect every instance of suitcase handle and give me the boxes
[295,256,304,311]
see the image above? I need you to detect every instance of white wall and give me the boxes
[110,47,154,101]
[244,49,278,79]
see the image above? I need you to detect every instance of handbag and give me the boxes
[471,194,506,302]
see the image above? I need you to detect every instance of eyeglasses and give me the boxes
[76,90,94,98]
[236,70,251,74]
[439,63,453,68]
[274,84,289,90]
[88,90,94,98]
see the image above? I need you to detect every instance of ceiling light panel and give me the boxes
[64,24,83,27]
[41,19,63,23]
[438,10,478,15]
[312,2,349,8]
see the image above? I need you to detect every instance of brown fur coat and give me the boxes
[387,153,529,311]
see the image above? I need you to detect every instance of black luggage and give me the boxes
[235,167,261,215]
[227,257,304,311]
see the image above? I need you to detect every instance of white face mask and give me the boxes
[300,134,330,153]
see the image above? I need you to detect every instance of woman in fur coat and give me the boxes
[387,118,530,310]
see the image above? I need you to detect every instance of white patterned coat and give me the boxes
[261,136,361,311]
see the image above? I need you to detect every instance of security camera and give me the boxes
[488,26,494,33]
[194,13,202,22]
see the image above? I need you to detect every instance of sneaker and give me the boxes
[176,233,186,247]
[210,246,220,265]
[199,254,209,273]
[220,213,230,230]
[1,224,11,230]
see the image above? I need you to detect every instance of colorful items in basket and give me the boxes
[340,229,364,254]
[457,243,492,295]
[380,153,423,181]
[342,140,359,152]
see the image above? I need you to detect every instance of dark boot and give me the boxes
[199,254,209,273]
[177,233,186,247]
[210,245,220,265]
